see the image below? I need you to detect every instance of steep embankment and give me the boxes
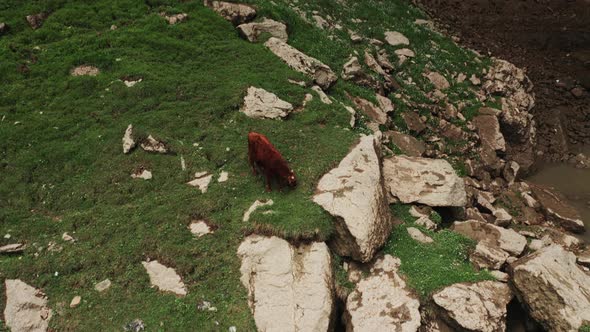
[1,0,589,331]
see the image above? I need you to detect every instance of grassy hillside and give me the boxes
[1,0,493,330]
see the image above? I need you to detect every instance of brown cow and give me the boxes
[248,132,297,192]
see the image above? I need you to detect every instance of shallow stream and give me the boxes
[527,148,590,244]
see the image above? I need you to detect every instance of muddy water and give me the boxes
[527,151,590,243]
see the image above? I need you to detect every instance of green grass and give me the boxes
[580,325,590,332]
[0,0,361,330]
[0,0,500,329]
[383,204,493,298]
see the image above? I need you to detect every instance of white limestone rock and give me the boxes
[237,235,333,332]
[313,136,392,262]
[345,255,421,332]
[264,37,337,90]
[383,156,467,207]
[4,279,52,332]
[433,281,513,332]
[240,86,293,119]
[511,245,590,331]
[142,260,187,296]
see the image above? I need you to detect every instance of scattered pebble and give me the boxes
[131,169,152,180]
[62,232,75,242]
[95,279,112,292]
[218,171,229,183]
[70,296,81,308]
[188,220,214,237]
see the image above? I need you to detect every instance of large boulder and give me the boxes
[382,156,467,207]
[313,135,392,262]
[264,37,337,90]
[530,183,585,234]
[237,18,288,43]
[510,245,590,331]
[482,59,536,172]
[345,255,421,332]
[203,0,256,26]
[4,279,52,332]
[237,235,333,332]
[451,221,526,256]
[433,281,513,332]
[240,86,293,119]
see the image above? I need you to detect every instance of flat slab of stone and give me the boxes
[142,261,187,296]
[425,72,450,90]
[471,241,509,270]
[131,169,152,180]
[452,220,526,256]
[240,86,293,119]
[407,227,433,243]
[345,255,421,332]
[237,235,333,332]
[0,243,26,254]
[472,115,506,152]
[384,31,409,46]
[237,18,288,42]
[95,279,112,292]
[385,131,425,157]
[187,171,213,193]
[70,65,99,76]
[188,220,214,237]
[122,124,136,154]
[204,0,256,26]
[313,135,392,262]
[4,279,52,332]
[264,37,337,90]
[383,156,467,207]
[352,97,387,124]
[511,245,590,331]
[433,281,513,332]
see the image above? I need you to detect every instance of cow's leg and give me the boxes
[248,147,258,175]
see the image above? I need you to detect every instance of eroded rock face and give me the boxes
[345,255,421,332]
[265,37,337,90]
[451,220,526,256]
[237,235,333,332]
[204,0,256,26]
[530,183,585,233]
[383,156,467,207]
[313,135,392,262]
[237,18,288,43]
[472,115,506,152]
[482,59,536,172]
[511,245,590,331]
[142,261,187,296]
[240,86,293,119]
[433,281,513,332]
[4,279,52,332]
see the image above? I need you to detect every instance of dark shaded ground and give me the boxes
[415,0,590,162]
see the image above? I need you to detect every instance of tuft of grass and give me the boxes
[580,325,590,332]
[383,204,493,298]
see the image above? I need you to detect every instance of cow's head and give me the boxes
[287,170,297,187]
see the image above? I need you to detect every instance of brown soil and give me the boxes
[415,0,590,162]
